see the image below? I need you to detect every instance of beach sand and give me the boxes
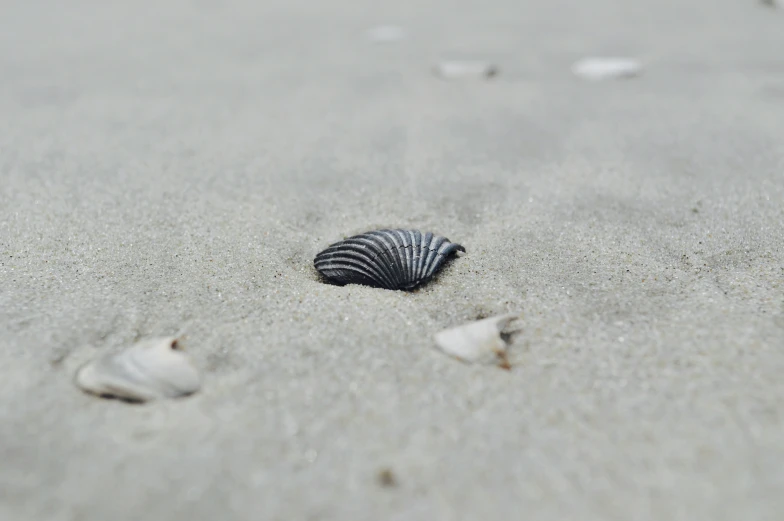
[1,1,783,519]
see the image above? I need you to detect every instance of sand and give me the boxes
[1,1,783,520]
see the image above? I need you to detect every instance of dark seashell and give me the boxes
[314,229,465,290]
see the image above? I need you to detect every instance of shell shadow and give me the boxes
[470,311,524,346]
[96,393,145,405]
[314,269,345,287]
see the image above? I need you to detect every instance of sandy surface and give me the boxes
[1,1,783,520]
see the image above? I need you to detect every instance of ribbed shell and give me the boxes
[314,229,465,290]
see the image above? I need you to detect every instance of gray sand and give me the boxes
[1,1,783,520]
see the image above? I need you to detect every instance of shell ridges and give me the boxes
[314,228,465,290]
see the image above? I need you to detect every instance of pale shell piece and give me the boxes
[433,60,499,80]
[367,25,406,43]
[571,57,642,80]
[434,314,519,368]
[75,337,201,402]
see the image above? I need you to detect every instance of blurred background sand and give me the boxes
[1,1,783,520]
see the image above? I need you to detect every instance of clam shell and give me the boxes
[434,314,519,368]
[75,337,201,402]
[314,229,465,290]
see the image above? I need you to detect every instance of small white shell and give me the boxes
[434,314,519,368]
[75,337,201,402]
[433,60,499,80]
[571,57,642,80]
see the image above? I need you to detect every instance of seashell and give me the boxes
[434,314,519,369]
[571,57,642,80]
[75,337,201,402]
[433,60,499,80]
[314,229,465,290]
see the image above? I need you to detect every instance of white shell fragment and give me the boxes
[433,60,499,80]
[75,337,201,402]
[434,314,519,369]
[571,57,642,80]
[367,25,406,43]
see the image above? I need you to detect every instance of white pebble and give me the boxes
[433,60,499,80]
[571,57,642,80]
